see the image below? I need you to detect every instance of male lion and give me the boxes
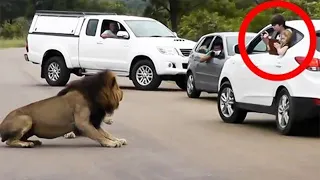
[0,70,127,148]
[63,113,113,139]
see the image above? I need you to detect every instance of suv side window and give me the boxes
[252,27,274,53]
[249,26,304,54]
[196,36,215,54]
[287,27,304,47]
[316,31,320,52]
[86,19,99,36]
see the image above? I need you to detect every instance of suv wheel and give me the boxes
[43,56,70,86]
[275,88,301,135]
[186,72,201,98]
[217,81,247,123]
[131,60,162,90]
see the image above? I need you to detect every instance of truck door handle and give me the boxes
[97,41,103,44]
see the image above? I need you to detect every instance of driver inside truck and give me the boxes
[101,21,119,39]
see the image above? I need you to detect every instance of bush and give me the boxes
[0,17,29,39]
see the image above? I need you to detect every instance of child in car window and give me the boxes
[267,29,292,56]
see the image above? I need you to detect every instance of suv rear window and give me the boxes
[317,31,320,52]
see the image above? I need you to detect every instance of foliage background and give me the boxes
[0,0,319,42]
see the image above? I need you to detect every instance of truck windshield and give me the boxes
[125,20,175,38]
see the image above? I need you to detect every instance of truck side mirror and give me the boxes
[116,31,129,39]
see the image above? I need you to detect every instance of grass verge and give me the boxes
[0,38,25,49]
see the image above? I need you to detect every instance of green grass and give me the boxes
[0,38,25,49]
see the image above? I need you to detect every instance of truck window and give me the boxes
[86,19,99,36]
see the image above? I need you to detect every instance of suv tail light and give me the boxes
[294,56,320,71]
[25,38,29,52]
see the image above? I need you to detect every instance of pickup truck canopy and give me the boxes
[29,10,117,35]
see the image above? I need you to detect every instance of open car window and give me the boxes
[247,26,304,55]
[195,35,215,54]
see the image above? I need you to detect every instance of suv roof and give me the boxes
[265,20,320,33]
[202,32,257,37]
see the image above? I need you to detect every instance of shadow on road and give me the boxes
[21,83,183,92]
[242,119,320,138]
[120,85,183,92]
[198,96,218,101]
[242,119,278,133]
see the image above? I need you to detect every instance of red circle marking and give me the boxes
[238,0,317,81]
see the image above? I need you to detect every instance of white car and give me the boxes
[217,20,320,135]
[24,10,196,90]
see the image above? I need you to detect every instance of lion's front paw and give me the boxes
[64,132,76,139]
[117,138,127,145]
[100,140,122,148]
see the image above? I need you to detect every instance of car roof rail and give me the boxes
[35,10,117,17]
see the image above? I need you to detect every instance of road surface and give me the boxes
[0,48,319,180]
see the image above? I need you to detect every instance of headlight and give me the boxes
[157,47,179,55]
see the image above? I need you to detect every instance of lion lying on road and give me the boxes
[0,70,127,148]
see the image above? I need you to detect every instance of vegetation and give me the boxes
[0,0,320,48]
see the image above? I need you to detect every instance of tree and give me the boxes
[143,0,208,32]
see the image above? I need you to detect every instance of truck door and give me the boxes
[78,18,104,69]
[97,19,130,72]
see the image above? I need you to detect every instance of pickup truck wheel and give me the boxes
[43,56,70,86]
[131,60,162,90]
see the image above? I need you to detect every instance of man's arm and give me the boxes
[101,30,117,39]
[200,51,214,62]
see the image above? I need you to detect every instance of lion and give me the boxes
[63,113,113,139]
[0,70,127,148]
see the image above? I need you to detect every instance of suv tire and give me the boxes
[131,60,162,90]
[43,56,70,86]
[217,81,247,123]
[275,88,302,135]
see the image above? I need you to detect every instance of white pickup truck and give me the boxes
[24,10,196,90]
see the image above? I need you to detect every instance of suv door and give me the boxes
[232,27,276,105]
[193,35,215,90]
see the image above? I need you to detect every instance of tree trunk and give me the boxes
[168,0,179,32]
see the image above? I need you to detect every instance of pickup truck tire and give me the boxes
[131,60,162,90]
[43,56,70,86]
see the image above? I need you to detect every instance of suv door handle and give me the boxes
[275,62,282,68]
[97,41,103,44]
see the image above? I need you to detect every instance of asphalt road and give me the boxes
[0,48,319,180]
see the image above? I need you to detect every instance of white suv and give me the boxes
[24,10,196,90]
[217,20,320,135]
